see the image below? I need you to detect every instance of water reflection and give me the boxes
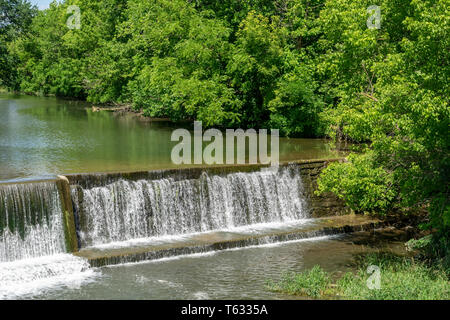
[0,93,344,181]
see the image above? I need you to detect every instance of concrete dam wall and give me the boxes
[0,159,349,259]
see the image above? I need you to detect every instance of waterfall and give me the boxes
[72,165,309,248]
[0,253,96,299]
[0,181,96,299]
[0,182,67,262]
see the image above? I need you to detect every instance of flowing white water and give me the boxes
[0,182,97,299]
[0,254,99,299]
[83,220,312,251]
[0,166,312,298]
[72,166,309,248]
[0,182,67,262]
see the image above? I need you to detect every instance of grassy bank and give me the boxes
[268,252,449,300]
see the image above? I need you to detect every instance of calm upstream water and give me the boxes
[0,93,344,181]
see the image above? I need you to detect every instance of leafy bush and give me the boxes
[317,152,396,214]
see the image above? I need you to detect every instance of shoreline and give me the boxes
[0,91,339,139]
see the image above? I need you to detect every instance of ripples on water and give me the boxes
[1,235,340,300]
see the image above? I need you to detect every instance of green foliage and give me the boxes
[406,234,434,252]
[317,153,396,213]
[268,265,331,298]
[124,0,240,126]
[0,0,37,39]
[270,253,450,300]
[8,0,128,98]
[4,0,326,134]
[407,233,450,274]
[336,253,449,300]
[316,0,449,241]
[0,0,37,89]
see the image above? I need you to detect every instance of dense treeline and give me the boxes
[0,0,37,89]
[2,0,327,134]
[0,0,448,259]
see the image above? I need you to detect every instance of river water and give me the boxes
[0,231,408,300]
[0,93,344,181]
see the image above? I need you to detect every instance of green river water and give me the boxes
[0,93,344,181]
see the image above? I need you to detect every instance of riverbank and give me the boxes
[268,251,449,300]
[91,103,179,123]
[1,90,216,127]
[267,224,450,300]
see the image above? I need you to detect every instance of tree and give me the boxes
[0,0,37,89]
[317,0,449,240]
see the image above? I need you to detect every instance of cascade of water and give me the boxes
[0,182,67,262]
[72,166,309,247]
[0,254,96,299]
